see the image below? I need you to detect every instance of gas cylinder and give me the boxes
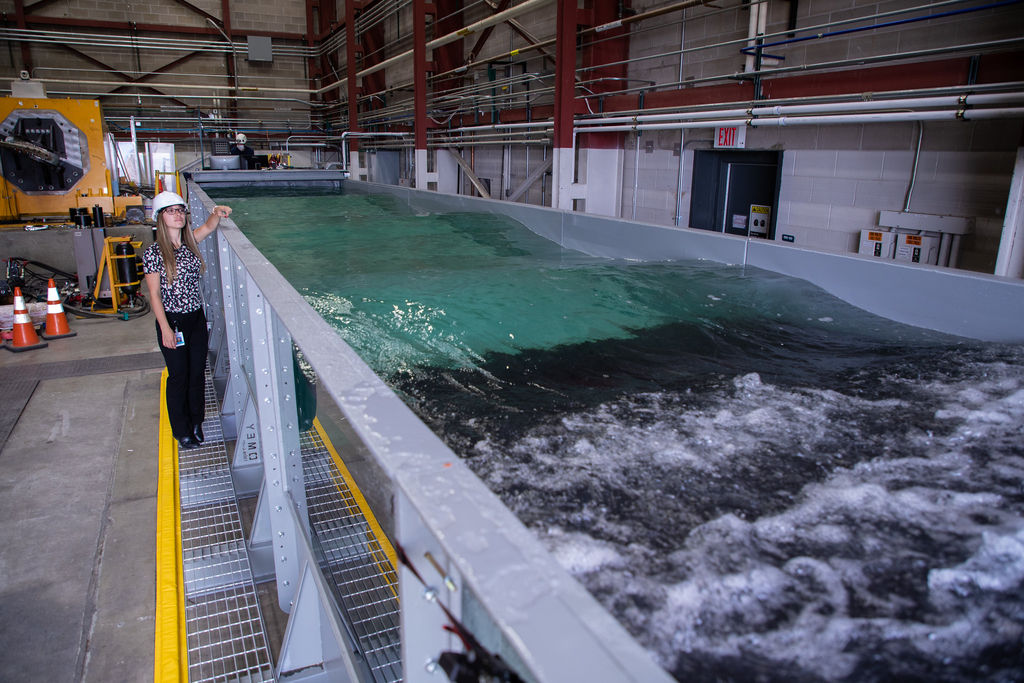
[115,241,140,294]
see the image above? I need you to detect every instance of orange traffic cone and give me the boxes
[5,286,48,352]
[41,278,76,339]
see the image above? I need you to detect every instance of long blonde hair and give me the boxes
[155,210,205,284]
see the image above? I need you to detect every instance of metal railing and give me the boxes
[188,178,673,683]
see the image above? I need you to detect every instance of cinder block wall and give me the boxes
[0,0,310,131]
[621,130,693,226]
[776,120,1020,271]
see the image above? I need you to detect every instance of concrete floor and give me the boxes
[0,311,163,682]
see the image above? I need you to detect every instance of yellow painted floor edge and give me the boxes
[154,369,188,682]
[312,417,399,581]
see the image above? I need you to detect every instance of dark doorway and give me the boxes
[689,150,781,238]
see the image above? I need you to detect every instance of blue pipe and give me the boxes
[740,0,1022,57]
[113,127,326,135]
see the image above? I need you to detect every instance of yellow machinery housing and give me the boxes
[0,96,141,222]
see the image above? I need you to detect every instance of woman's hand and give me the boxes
[195,204,232,241]
[160,325,177,349]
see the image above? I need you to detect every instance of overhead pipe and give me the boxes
[206,18,239,95]
[428,132,554,146]
[358,138,552,149]
[675,10,687,227]
[429,0,716,84]
[575,92,1024,127]
[574,80,1024,122]
[36,76,316,95]
[577,0,1001,83]
[583,36,1024,104]
[904,123,925,213]
[357,0,411,35]
[749,92,1024,116]
[739,0,1023,58]
[441,121,554,134]
[328,0,1003,100]
[0,27,314,58]
[578,107,1024,135]
[430,128,553,139]
[0,27,317,57]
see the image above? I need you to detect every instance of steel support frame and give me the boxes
[244,268,306,612]
[203,200,369,681]
[275,497,374,682]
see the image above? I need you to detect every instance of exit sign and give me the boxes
[715,126,747,149]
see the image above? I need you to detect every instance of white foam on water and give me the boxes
[471,352,1024,680]
[542,528,626,575]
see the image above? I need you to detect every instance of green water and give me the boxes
[215,189,946,380]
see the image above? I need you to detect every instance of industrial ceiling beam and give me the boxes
[17,14,302,41]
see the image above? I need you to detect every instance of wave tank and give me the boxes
[215,189,1024,682]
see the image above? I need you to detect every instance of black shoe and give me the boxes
[193,424,205,443]
[178,435,199,450]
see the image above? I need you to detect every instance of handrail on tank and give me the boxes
[186,180,674,683]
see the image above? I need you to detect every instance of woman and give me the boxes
[143,191,232,450]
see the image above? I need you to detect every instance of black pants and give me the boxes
[158,308,208,441]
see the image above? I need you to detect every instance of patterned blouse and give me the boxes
[142,241,204,313]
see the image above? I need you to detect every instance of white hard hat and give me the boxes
[235,133,247,144]
[152,190,186,221]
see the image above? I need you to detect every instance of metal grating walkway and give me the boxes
[178,376,275,683]
[302,428,403,683]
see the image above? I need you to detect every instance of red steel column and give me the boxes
[305,0,320,99]
[553,0,577,209]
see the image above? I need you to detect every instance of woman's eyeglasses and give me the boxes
[163,206,188,216]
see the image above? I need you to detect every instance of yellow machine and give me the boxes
[91,236,143,315]
[0,96,142,222]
